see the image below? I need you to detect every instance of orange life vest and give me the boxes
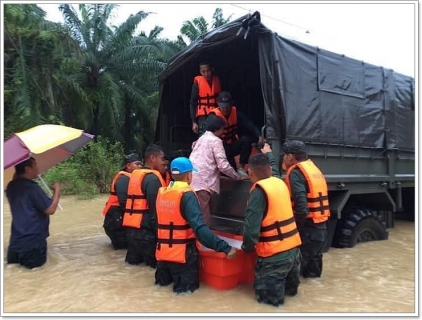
[194,75,221,117]
[122,169,165,229]
[251,176,302,258]
[102,171,131,216]
[285,159,330,224]
[155,185,196,263]
[210,106,238,144]
[163,171,171,187]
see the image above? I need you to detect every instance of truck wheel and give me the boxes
[332,208,389,248]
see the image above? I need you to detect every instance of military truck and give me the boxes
[155,12,415,250]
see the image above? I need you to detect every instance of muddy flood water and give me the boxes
[2,195,416,314]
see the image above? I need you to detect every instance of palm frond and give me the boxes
[59,4,83,45]
[148,26,163,40]
[193,16,209,34]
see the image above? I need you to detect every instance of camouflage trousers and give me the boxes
[254,248,301,307]
[300,226,327,278]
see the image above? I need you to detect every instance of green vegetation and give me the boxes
[4,4,232,198]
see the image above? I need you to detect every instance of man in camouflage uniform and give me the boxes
[242,144,301,307]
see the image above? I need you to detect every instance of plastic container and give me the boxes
[198,248,244,290]
[198,230,257,290]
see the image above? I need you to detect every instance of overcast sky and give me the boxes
[37,1,416,77]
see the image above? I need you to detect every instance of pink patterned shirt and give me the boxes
[189,131,240,194]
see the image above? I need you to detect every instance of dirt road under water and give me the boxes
[2,195,415,314]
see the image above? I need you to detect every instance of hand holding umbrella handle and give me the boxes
[38,175,63,211]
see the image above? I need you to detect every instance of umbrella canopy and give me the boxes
[4,124,94,187]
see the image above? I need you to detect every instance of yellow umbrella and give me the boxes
[4,124,94,205]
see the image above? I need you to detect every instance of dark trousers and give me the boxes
[224,135,253,169]
[7,243,47,269]
[299,225,328,278]
[155,243,200,293]
[125,228,157,268]
[197,116,207,137]
[254,248,301,307]
[103,209,128,250]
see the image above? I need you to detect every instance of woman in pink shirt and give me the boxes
[189,116,248,225]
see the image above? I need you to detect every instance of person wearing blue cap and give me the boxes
[155,157,238,294]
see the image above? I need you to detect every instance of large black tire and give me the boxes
[332,208,389,248]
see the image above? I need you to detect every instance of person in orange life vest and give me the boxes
[282,140,330,278]
[161,155,172,186]
[190,61,222,137]
[208,91,263,176]
[124,144,167,268]
[155,157,238,294]
[102,153,142,250]
[242,145,302,307]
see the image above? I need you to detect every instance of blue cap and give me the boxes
[170,157,199,174]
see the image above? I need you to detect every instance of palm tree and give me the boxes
[4,4,80,136]
[212,8,232,28]
[59,4,169,148]
[179,7,232,44]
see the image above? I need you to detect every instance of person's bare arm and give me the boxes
[45,182,61,215]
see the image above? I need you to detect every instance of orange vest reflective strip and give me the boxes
[194,75,221,117]
[155,186,196,263]
[251,177,302,257]
[285,159,330,224]
[122,169,165,229]
[210,106,238,144]
[102,171,131,216]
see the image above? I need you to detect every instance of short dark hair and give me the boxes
[199,61,212,67]
[206,114,226,133]
[15,157,35,175]
[145,144,163,161]
[248,154,271,179]
[293,153,308,161]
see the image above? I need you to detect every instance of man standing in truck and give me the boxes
[242,144,302,307]
[208,91,262,176]
[190,61,222,137]
[282,140,330,278]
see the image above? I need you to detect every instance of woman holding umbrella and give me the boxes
[6,157,61,269]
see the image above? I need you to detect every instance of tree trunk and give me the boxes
[123,99,134,153]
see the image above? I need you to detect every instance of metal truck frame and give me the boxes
[155,12,415,250]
